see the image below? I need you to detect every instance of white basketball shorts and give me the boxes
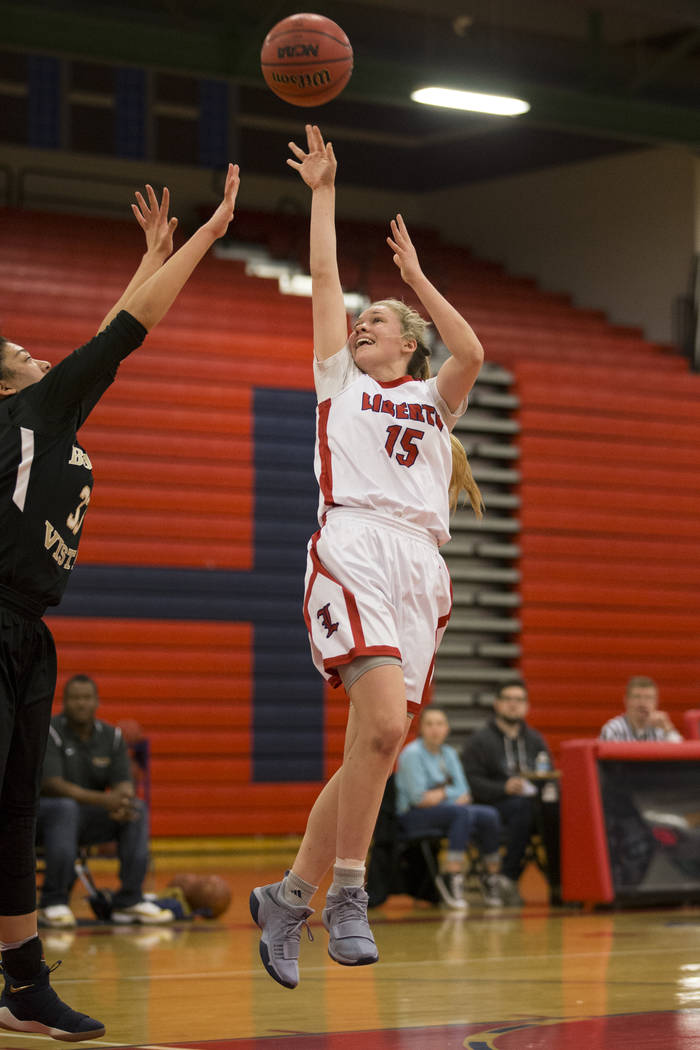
[303,507,453,712]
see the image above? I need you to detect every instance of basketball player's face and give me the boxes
[0,342,51,397]
[351,305,414,376]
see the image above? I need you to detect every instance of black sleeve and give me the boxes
[19,311,147,428]
[461,736,508,803]
[109,730,134,787]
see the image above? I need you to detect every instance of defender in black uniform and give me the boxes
[0,166,240,1041]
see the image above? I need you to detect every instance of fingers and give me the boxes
[224,162,240,200]
[306,122,321,149]
[302,124,329,154]
[288,140,306,160]
[312,124,325,150]
[390,215,410,241]
[134,185,172,224]
[131,203,147,229]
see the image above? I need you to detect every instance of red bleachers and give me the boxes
[4,204,699,832]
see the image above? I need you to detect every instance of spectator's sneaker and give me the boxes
[322,886,379,966]
[111,900,174,925]
[0,961,105,1042]
[480,873,505,908]
[38,906,77,930]
[497,875,524,906]
[447,873,468,911]
[435,873,467,911]
[249,877,314,989]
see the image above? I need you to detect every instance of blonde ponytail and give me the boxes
[449,433,484,518]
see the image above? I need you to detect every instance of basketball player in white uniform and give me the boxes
[251,125,484,989]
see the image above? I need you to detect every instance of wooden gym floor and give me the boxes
[17,839,700,1050]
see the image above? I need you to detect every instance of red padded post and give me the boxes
[683,710,700,740]
[560,739,614,905]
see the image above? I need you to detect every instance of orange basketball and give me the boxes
[167,873,232,918]
[260,13,353,107]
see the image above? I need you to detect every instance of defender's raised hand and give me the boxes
[132,184,178,260]
[202,163,241,240]
[287,124,337,190]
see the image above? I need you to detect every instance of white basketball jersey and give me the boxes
[313,343,467,546]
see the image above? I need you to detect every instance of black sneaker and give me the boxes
[0,961,105,1042]
[435,873,468,911]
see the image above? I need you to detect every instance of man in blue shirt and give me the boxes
[395,706,504,910]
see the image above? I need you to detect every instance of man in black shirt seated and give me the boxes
[37,675,171,929]
[462,680,558,905]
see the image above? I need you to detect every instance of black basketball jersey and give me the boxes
[0,311,146,614]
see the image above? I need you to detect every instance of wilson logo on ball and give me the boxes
[272,69,332,89]
[261,13,353,107]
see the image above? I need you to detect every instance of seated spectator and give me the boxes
[395,706,505,911]
[37,674,173,929]
[461,680,555,905]
[600,676,683,742]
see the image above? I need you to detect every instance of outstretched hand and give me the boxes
[202,163,241,240]
[387,214,423,286]
[287,124,337,190]
[132,184,178,260]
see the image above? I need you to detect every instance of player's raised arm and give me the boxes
[123,163,240,332]
[287,124,348,361]
[387,213,484,412]
[97,184,179,334]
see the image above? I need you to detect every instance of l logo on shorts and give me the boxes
[317,603,339,638]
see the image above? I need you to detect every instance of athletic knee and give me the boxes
[366,721,405,759]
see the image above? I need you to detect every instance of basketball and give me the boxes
[167,873,232,918]
[260,13,353,107]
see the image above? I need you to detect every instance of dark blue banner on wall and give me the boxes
[55,387,324,782]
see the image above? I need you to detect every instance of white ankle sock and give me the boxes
[282,870,317,907]
[329,858,365,895]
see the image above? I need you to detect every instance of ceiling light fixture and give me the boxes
[411,86,530,117]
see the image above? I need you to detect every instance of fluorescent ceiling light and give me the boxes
[411,86,530,116]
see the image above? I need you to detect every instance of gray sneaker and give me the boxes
[497,875,524,906]
[322,886,378,966]
[249,877,313,989]
[480,873,505,908]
